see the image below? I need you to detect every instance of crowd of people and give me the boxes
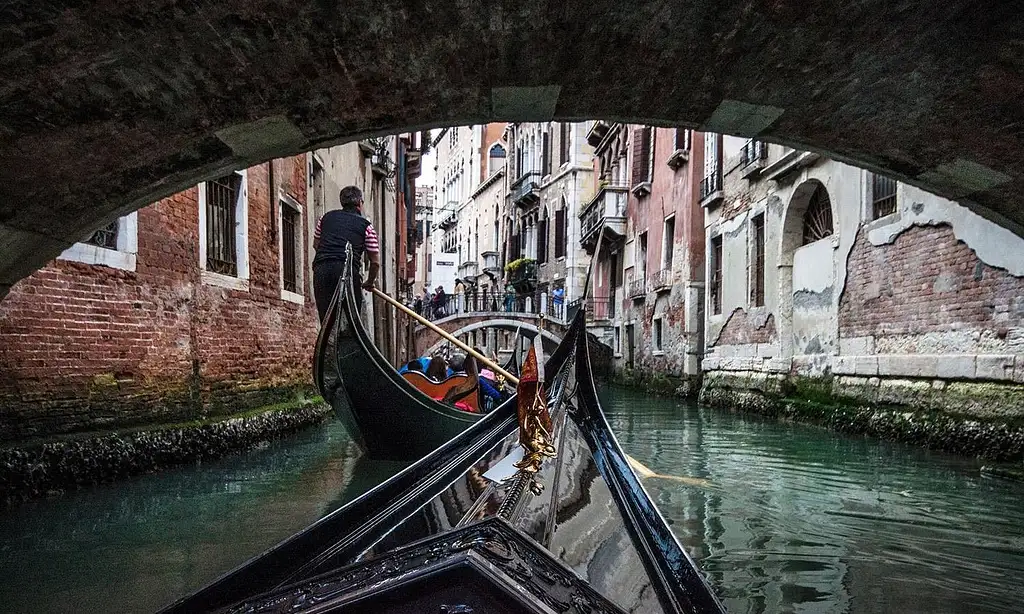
[408,283,567,321]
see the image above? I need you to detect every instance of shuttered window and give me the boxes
[870,173,897,219]
[674,128,691,151]
[554,208,566,258]
[750,214,765,307]
[560,123,571,165]
[710,235,723,315]
[537,218,548,264]
[542,132,551,176]
[281,203,299,293]
[631,127,652,187]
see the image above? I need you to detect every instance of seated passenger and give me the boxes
[398,356,430,374]
[478,368,503,413]
[425,354,448,381]
[446,353,467,378]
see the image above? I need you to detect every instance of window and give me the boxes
[554,207,567,258]
[701,134,723,200]
[653,318,663,353]
[280,197,303,301]
[631,126,653,192]
[661,216,675,269]
[674,128,691,151]
[870,172,897,219]
[488,143,506,175]
[59,213,139,271]
[750,213,765,307]
[542,131,551,176]
[637,232,648,280]
[537,215,549,264]
[802,185,834,245]
[710,235,723,315]
[310,156,325,223]
[199,170,249,290]
[85,220,119,250]
[560,122,571,165]
[614,326,621,355]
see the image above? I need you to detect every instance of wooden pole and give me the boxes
[371,288,520,385]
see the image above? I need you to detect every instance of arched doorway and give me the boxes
[778,180,837,360]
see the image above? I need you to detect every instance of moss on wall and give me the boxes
[1,399,331,505]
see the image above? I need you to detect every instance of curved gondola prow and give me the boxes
[311,271,343,400]
[572,328,726,613]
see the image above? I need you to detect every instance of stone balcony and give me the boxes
[580,183,629,252]
[649,268,673,292]
[627,275,646,300]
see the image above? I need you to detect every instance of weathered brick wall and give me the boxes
[0,157,319,441]
[711,307,776,347]
[839,224,1024,355]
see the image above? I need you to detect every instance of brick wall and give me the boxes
[0,157,319,441]
[840,224,1024,354]
[711,307,776,347]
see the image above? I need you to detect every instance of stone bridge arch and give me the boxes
[4,2,1024,295]
[415,314,567,357]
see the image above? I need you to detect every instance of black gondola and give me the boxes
[161,276,726,614]
[313,253,518,461]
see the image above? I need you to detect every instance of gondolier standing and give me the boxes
[312,186,380,321]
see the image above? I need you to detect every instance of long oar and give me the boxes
[371,288,519,385]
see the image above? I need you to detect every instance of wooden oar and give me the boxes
[371,288,519,385]
[626,455,711,487]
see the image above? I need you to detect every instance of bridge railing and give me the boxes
[413,288,569,322]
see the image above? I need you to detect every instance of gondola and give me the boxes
[312,252,520,461]
[161,289,726,614]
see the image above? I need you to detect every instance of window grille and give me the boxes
[281,204,299,293]
[205,173,241,276]
[871,173,897,219]
[85,220,119,250]
[802,186,834,245]
[751,214,765,307]
[710,235,723,315]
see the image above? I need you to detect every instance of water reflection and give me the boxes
[599,386,1024,614]
[1,391,1023,614]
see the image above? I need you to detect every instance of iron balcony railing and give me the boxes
[580,183,629,245]
[700,170,722,200]
[510,171,542,206]
[740,139,768,167]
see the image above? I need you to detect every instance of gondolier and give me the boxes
[312,186,380,321]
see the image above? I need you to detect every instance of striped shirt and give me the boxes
[315,217,380,253]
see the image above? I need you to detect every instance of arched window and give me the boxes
[802,185,834,245]
[489,143,506,158]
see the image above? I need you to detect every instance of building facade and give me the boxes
[503,122,594,314]
[699,136,1024,416]
[0,137,424,441]
[583,123,706,389]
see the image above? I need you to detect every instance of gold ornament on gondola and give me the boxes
[510,340,555,495]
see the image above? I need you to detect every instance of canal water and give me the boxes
[1,387,1022,613]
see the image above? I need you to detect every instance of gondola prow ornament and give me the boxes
[511,331,556,495]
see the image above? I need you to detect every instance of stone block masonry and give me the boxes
[0,158,319,442]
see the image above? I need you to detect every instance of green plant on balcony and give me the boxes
[504,258,537,293]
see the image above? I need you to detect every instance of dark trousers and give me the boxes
[314,260,362,322]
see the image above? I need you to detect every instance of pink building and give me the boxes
[581,123,706,391]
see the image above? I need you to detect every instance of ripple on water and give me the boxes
[600,386,1024,614]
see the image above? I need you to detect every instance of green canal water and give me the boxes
[1,386,1022,613]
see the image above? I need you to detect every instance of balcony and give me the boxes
[739,139,768,179]
[586,121,611,148]
[438,211,457,231]
[579,183,629,252]
[506,258,537,294]
[627,275,646,300]
[650,268,673,292]
[700,170,723,208]
[481,251,499,273]
[458,260,478,278]
[511,171,542,207]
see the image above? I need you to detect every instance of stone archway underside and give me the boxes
[4,1,1024,296]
